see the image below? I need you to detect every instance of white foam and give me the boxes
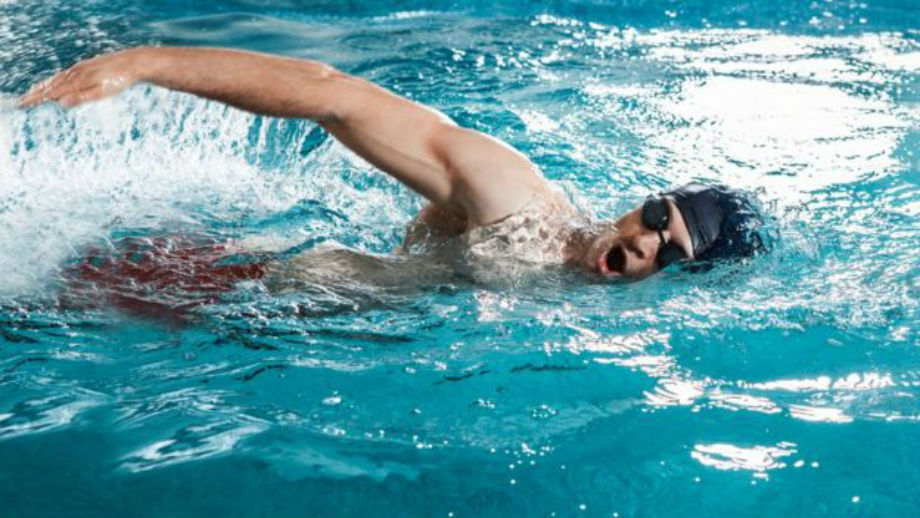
[0,87,411,297]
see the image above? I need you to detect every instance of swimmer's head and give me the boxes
[575,183,769,280]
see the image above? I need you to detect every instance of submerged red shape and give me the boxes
[65,235,265,320]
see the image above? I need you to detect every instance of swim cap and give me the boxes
[663,183,767,262]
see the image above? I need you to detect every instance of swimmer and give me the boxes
[20,47,767,285]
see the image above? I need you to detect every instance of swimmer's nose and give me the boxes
[628,241,647,260]
[608,234,658,277]
[631,232,662,262]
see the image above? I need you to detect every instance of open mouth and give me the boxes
[600,246,625,276]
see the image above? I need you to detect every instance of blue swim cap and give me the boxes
[663,183,768,262]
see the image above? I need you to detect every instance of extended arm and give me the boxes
[20,47,549,225]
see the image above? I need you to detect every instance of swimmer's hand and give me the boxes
[20,48,149,108]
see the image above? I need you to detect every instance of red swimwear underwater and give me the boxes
[66,235,266,319]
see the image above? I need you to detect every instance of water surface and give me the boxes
[0,0,918,516]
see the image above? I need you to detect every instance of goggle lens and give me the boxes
[641,197,687,269]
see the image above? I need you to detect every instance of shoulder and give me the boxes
[429,124,552,225]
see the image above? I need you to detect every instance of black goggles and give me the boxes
[641,196,687,269]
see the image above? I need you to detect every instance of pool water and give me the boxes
[1,0,919,516]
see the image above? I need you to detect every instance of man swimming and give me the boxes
[20,46,766,286]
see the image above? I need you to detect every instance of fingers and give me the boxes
[58,85,106,108]
[20,49,144,109]
[20,71,73,107]
[22,68,70,104]
[19,63,95,108]
[19,76,56,107]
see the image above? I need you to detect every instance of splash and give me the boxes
[0,88,412,297]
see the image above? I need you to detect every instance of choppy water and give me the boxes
[1,1,919,516]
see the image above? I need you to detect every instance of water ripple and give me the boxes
[0,1,918,515]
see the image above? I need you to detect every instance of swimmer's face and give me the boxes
[583,198,694,280]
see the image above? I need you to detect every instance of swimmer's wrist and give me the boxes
[126,46,169,83]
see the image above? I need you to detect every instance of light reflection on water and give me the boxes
[691,442,797,474]
[0,0,919,516]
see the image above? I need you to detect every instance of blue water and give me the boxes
[1,0,919,516]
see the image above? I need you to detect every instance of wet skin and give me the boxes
[572,197,695,280]
[21,46,694,283]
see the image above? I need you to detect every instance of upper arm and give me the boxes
[317,73,546,224]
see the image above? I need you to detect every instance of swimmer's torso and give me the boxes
[261,188,581,290]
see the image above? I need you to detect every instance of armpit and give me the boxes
[400,203,468,252]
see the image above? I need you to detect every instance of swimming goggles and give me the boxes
[641,196,687,269]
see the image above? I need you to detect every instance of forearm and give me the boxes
[139,47,344,120]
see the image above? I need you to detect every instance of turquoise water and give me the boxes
[1,0,919,516]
